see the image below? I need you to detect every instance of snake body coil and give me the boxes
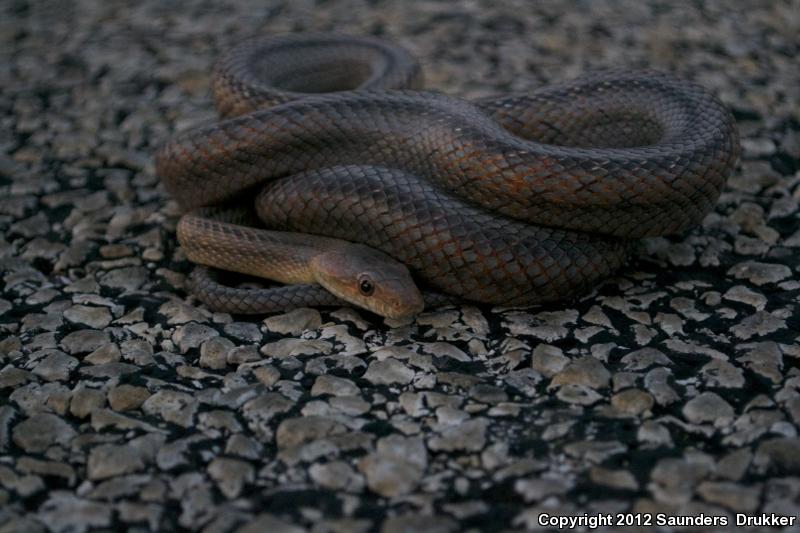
[156,33,740,318]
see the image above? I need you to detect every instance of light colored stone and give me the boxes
[309,461,364,492]
[429,418,488,452]
[697,481,761,512]
[142,389,198,427]
[753,437,800,473]
[359,453,423,497]
[550,356,610,389]
[590,467,639,490]
[69,387,105,419]
[64,305,112,328]
[311,374,360,397]
[731,311,786,339]
[60,330,110,354]
[683,392,735,426]
[108,384,150,411]
[611,389,654,416]
[363,358,415,385]
[261,338,332,357]
[208,457,254,499]
[199,337,234,369]
[32,351,78,382]
[727,261,791,285]
[87,434,165,480]
[12,413,76,453]
[264,308,322,334]
[531,344,569,377]
[173,323,219,353]
[36,494,113,532]
[275,416,345,449]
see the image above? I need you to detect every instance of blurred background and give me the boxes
[1,1,799,532]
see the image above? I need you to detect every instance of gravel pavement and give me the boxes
[1,1,799,531]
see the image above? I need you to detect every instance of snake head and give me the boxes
[311,244,424,320]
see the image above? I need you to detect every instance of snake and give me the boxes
[155,33,739,319]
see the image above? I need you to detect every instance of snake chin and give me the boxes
[311,245,424,320]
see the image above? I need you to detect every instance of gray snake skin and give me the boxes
[155,33,740,317]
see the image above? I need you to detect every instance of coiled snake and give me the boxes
[155,33,739,319]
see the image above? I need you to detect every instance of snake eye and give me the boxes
[358,276,374,296]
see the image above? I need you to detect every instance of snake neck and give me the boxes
[177,212,340,285]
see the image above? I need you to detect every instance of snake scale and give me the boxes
[155,33,740,319]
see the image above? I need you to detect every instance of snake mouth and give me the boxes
[383,294,425,321]
[349,286,425,321]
